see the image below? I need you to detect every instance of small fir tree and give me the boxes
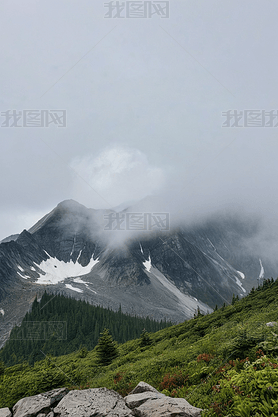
[194,306,203,318]
[232,294,236,305]
[95,328,118,366]
[140,329,151,347]
[78,345,88,358]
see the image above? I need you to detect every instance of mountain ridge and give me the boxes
[0,199,276,348]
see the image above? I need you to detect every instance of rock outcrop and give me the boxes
[0,408,12,417]
[54,388,133,417]
[125,382,202,417]
[266,322,277,327]
[0,382,202,417]
[13,388,69,417]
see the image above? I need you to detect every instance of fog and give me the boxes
[1,0,278,267]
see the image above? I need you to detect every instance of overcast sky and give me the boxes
[1,0,278,240]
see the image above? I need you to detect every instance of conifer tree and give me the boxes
[95,328,118,366]
[140,329,151,347]
[78,345,88,358]
[0,361,5,376]
[194,306,203,318]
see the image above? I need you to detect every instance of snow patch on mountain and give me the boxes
[17,266,31,279]
[73,277,90,285]
[237,270,245,279]
[235,276,246,293]
[34,251,99,285]
[70,235,76,257]
[73,277,97,294]
[17,272,28,279]
[143,255,151,272]
[259,259,265,279]
[0,309,4,316]
[65,284,83,293]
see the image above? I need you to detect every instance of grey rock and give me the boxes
[0,408,12,417]
[37,413,54,417]
[7,381,202,417]
[125,381,202,417]
[129,381,160,395]
[125,391,165,409]
[266,322,277,327]
[13,388,68,417]
[133,397,202,417]
[37,414,54,417]
[54,387,133,416]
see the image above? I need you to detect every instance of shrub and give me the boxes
[113,372,133,396]
[197,353,215,363]
[159,370,188,392]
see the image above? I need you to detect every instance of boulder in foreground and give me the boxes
[1,381,202,417]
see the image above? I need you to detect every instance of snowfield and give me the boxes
[34,251,99,285]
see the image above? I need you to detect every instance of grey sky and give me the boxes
[1,0,278,240]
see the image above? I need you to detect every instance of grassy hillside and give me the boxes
[1,279,278,416]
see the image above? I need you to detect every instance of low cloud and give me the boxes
[70,146,165,209]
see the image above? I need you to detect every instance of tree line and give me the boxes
[0,291,172,366]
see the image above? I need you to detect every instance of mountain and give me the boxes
[0,199,276,347]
